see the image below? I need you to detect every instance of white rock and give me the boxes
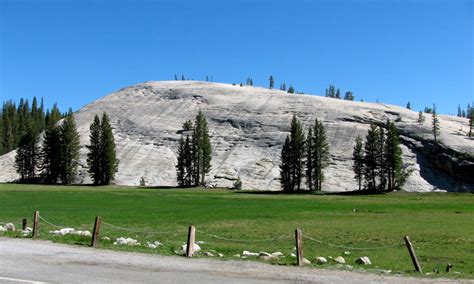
[204,252,214,257]
[302,258,311,265]
[0,226,6,233]
[233,254,241,258]
[242,251,259,257]
[355,256,372,265]
[258,252,272,260]
[5,223,15,231]
[147,243,157,249]
[218,253,224,258]
[114,237,140,246]
[334,256,346,264]
[81,231,92,237]
[315,257,328,264]
[181,243,201,254]
[271,252,284,258]
[102,236,111,241]
[153,241,162,247]
[290,253,296,258]
[343,251,351,255]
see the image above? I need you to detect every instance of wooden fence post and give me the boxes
[404,236,422,273]
[32,211,39,238]
[91,216,102,248]
[295,228,303,266]
[186,225,196,257]
[22,219,27,231]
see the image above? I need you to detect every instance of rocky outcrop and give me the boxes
[0,81,472,191]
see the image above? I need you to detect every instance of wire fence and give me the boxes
[302,234,404,250]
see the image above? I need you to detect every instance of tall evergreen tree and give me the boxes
[432,104,440,143]
[310,119,330,191]
[305,128,313,190]
[280,135,292,191]
[457,105,462,117]
[100,113,119,185]
[176,136,186,187]
[14,125,39,182]
[59,113,81,184]
[269,75,274,89]
[384,121,406,191]
[335,88,341,99]
[287,85,295,94]
[290,115,305,191]
[344,91,354,101]
[417,111,425,125]
[363,124,382,192]
[377,127,387,191]
[406,102,411,110]
[193,111,212,186]
[86,115,102,185]
[40,124,62,184]
[352,135,364,191]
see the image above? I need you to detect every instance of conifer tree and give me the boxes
[406,102,411,110]
[377,127,387,191]
[2,116,14,152]
[184,135,194,186]
[86,115,102,185]
[417,111,425,125]
[176,136,186,187]
[100,113,119,185]
[432,104,440,143]
[287,85,295,94]
[352,135,364,191]
[335,88,341,99]
[305,128,313,190]
[14,125,39,182]
[59,113,81,184]
[269,75,274,89]
[344,91,354,101]
[384,121,405,191]
[290,115,305,191]
[280,135,291,191]
[310,119,330,191]
[457,105,462,117]
[363,124,382,192]
[469,108,473,137]
[192,111,212,186]
[40,124,62,184]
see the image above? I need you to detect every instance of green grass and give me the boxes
[0,184,473,279]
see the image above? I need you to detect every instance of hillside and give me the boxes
[0,81,473,191]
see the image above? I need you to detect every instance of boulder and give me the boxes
[218,253,224,258]
[242,250,259,257]
[0,226,6,233]
[5,223,15,231]
[102,236,111,241]
[233,254,241,258]
[315,257,328,264]
[147,243,157,249]
[81,231,92,237]
[181,243,201,254]
[355,256,372,265]
[271,252,284,258]
[302,258,311,265]
[204,252,214,257]
[334,256,346,264]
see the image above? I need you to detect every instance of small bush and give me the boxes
[233,177,242,190]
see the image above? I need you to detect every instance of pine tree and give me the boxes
[184,135,194,186]
[305,128,313,190]
[406,102,411,110]
[432,104,440,143]
[377,127,387,191]
[86,115,102,185]
[59,113,81,184]
[311,119,330,191]
[363,124,382,192]
[335,88,341,99]
[40,124,62,184]
[384,121,405,191]
[287,85,295,94]
[469,108,473,137]
[290,115,305,191]
[344,91,354,101]
[417,111,425,125]
[2,116,14,152]
[14,125,39,182]
[192,111,212,186]
[457,105,462,117]
[280,135,291,191]
[269,75,274,89]
[352,135,364,191]
[174,74,178,80]
[176,136,186,187]
[100,113,119,185]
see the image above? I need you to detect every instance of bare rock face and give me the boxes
[0,81,473,191]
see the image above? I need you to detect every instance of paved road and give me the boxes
[0,238,467,283]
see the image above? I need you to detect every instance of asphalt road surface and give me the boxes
[0,238,467,283]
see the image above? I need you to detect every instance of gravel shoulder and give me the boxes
[0,238,470,284]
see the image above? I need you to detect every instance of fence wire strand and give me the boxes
[101,221,184,236]
[196,229,292,243]
[39,215,64,229]
[302,234,403,250]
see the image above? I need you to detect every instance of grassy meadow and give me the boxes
[0,183,473,279]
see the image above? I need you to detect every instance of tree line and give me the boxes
[175,111,212,187]
[5,97,119,185]
[1,98,65,155]
[279,115,330,192]
[352,121,410,192]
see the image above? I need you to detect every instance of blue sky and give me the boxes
[0,0,472,114]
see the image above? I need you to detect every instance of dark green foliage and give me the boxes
[176,112,212,187]
[59,114,81,184]
[363,124,382,192]
[352,135,364,191]
[86,115,102,185]
[384,121,408,191]
[40,125,62,184]
[344,91,354,101]
[406,102,411,110]
[325,85,336,98]
[279,135,291,191]
[269,75,274,89]
[280,83,286,91]
[458,105,462,117]
[287,85,295,94]
[335,88,341,99]
[100,113,119,185]
[432,104,440,143]
[233,177,242,190]
[311,119,330,191]
[305,128,313,190]
[14,125,39,182]
[86,113,118,185]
